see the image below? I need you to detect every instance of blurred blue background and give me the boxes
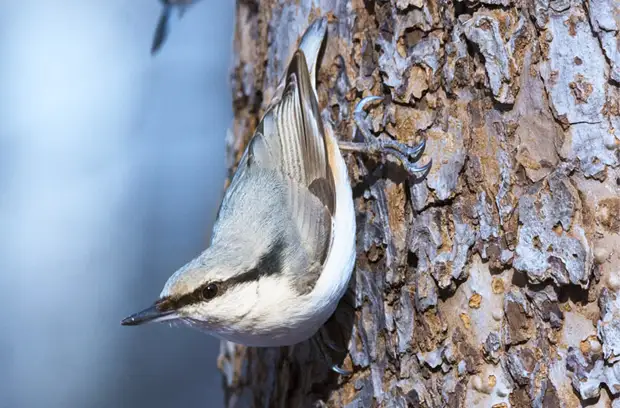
[0,1,233,407]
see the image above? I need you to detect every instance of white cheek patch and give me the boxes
[253,276,294,311]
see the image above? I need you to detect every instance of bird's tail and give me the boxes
[296,17,327,92]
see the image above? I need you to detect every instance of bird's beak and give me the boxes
[121,303,178,326]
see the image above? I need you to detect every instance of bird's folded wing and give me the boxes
[245,50,336,270]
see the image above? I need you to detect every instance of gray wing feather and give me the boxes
[215,20,333,294]
[249,51,335,214]
[297,17,327,93]
[239,44,333,292]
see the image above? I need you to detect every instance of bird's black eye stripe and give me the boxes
[217,237,286,287]
[164,238,287,308]
[167,282,221,309]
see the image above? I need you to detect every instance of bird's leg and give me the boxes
[310,286,356,375]
[319,324,347,353]
[338,96,432,175]
[311,332,352,376]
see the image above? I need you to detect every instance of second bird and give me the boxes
[150,0,202,55]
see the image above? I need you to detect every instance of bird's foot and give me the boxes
[330,364,353,376]
[319,325,347,353]
[338,96,432,176]
[311,334,352,376]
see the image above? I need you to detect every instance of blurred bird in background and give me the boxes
[151,0,202,54]
[1,1,232,407]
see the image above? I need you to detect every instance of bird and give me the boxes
[150,0,201,55]
[123,16,430,373]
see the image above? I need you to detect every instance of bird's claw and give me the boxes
[331,364,353,376]
[311,333,352,376]
[323,339,346,353]
[354,95,384,117]
[319,325,347,353]
[342,95,432,177]
[382,137,426,161]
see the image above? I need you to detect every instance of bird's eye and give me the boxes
[202,283,218,300]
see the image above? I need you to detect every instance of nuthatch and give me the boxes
[124,17,430,373]
[150,0,201,55]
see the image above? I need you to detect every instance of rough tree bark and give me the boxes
[217,0,620,407]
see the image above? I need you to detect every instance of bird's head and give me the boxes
[121,238,287,335]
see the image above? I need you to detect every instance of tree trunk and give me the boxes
[218,0,620,406]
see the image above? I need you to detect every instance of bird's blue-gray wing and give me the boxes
[239,49,335,293]
[249,50,335,214]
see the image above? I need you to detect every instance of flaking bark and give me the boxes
[218,0,620,406]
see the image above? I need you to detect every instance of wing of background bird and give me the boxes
[151,4,172,55]
[244,49,335,285]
